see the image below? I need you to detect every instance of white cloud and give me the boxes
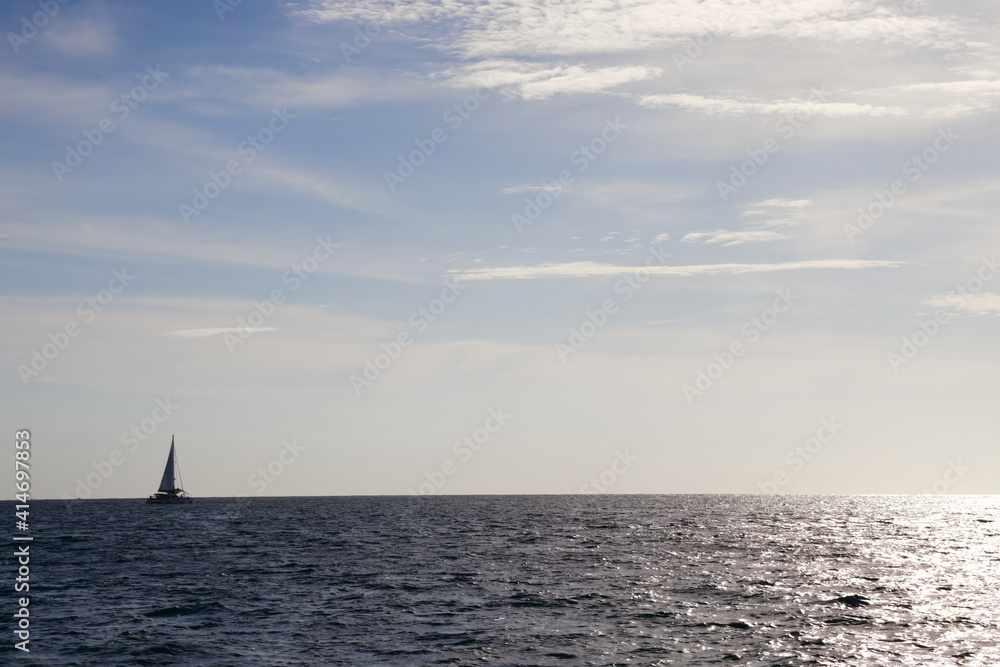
[683,199,812,246]
[754,198,813,208]
[681,230,793,246]
[290,1,994,117]
[923,292,1000,316]
[165,327,280,338]
[639,93,912,117]
[870,79,1000,95]
[295,1,964,58]
[448,259,907,281]
[441,60,662,99]
[501,183,571,194]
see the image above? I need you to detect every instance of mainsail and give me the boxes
[147,435,192,504]
[158,437,178,492]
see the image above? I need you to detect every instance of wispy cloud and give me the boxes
[501,183,571,194]
[684,199,811,246]
[441,61,662,100]
[164,327,280,338]
[638,94,910,117]
[867,79,1000,96]
[291,0,989,121]
[752,198,813,209]
[179,66,421,110]
[923,292,1000,316]
[681,230,793,246]
[296,0,963,58]
[38,4,121,56]
[448,259,907,281]
[0,71,114,122]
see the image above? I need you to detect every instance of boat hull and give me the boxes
[146,494,193,504]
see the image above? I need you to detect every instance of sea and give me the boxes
[8,495,1000,665]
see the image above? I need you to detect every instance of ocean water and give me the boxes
[10,494,1000,665]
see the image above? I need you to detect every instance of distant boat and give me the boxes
[146,436,193,504]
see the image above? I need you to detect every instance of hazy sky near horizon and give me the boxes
[2,0,999,499]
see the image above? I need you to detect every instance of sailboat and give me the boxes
[146,436,193,504]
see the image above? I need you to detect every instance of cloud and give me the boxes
[639,85,991,119]
[681,230,793,246]
[683,199,811,246]
[164,328,280,338]
[0,216,423,286]
[448,259,907,281]
[0,71,113,122]
[295,0,964,58]
[869,79,1000,95]
[291,1,991,117]
[37,4,121,56]
[181,66,418,110]
[501,183,571,194]
[923,292,1000,316]
[651,233,670,243]
[753,198,813,208]
[742,198,812,229]
[441,60,662,100]
[638,93,912,117]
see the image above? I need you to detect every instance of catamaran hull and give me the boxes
[146,495,193,504]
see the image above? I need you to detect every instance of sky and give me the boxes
[2,0,999,499]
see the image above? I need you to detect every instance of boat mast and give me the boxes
[174,439,185,492]
[157,435,178,492]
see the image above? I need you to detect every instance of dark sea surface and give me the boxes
[8,495,1000,665]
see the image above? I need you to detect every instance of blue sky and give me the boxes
[3,0,999,498]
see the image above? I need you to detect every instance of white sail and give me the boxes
[158,437,177,492]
